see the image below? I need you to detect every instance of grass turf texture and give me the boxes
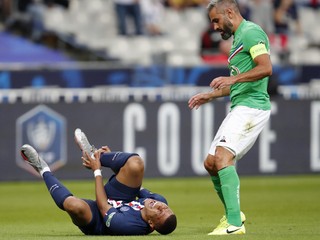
[0,175,319,240]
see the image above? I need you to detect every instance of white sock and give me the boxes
[40,167,51,177]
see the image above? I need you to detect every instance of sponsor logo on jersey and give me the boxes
[105,212,116,227]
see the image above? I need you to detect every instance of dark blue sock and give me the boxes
[43,172,73,210]
[100,152,138,173]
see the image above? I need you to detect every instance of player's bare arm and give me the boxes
[83,151,113,216]
[188,86,230,110]
[210,53,272,90]
[234,53,272,83]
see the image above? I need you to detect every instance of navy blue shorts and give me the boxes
[104,174,140,202]
[78,175,140,235]
[78,199,108,235]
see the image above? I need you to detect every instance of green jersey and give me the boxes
[228,20,271,110]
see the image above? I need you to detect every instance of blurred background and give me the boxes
[0,0,320,181]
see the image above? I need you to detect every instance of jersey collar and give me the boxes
[234,19,246,38]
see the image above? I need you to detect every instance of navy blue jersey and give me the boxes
[104,188,167,235]
[79,174,168,236]
[104,199,150,235]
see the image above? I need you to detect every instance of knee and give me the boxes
[63,197,87,216]
[204,157,214,172]
[204,155,222,173]
[125,156,144,176]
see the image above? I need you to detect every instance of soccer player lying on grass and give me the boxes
[20,128,177,236]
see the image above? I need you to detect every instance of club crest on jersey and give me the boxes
[120,206,130,212]
[230,66,240,76]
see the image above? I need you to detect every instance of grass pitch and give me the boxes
[0,175,319,240]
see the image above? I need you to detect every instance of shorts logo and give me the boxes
[16,105,67,175]
[220,136,227,143]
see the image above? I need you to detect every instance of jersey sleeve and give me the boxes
[242,26,269,59]
[103,208,151,235]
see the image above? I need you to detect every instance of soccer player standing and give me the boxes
[188,0,272,235]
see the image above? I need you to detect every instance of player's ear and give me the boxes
[148,220,155,231]
[225,7,234,19]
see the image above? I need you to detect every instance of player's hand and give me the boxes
[188,92,213,110]
[210,76,236,89]
[82,151,101,171]
[98,146,111,154]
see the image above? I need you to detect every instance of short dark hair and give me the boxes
[207,0,240,13]
[156,214,177,235]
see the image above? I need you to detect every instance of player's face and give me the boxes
[143,199,174,225]
[209,7,233,40]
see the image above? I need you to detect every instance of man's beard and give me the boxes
[221,18,233,40]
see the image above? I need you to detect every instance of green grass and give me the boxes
[0,175,319,240]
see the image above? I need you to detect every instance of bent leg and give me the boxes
[42,172,92,227]
[103,156,144,201]
[204,147,235,210]
[116,155,144,188]
[99,151,144,188]
[210,147,241,227]
[204,147,241,226]
[63,196,92,227]
[100,152,138,174]
[204,154,225,207]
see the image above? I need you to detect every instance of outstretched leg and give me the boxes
[21,145,93,227]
